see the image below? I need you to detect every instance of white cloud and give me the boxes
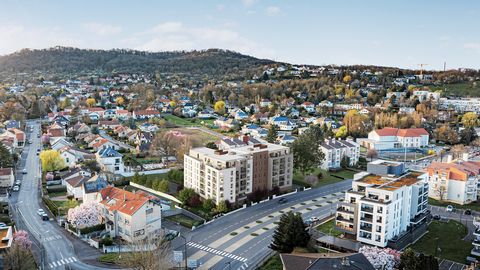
[465,42,480,52]
[266,6,281,16]
[82,22,122,36]
[134,21,274,58]
[242,0,256,7]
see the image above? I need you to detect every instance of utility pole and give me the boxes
[179,234,188,270]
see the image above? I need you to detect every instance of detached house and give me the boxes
[0,129,25,148]
[96,147,124,175]
[133,109,160,120]
[0,168,14,187]
[97,186,162,242]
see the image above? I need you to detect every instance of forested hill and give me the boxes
[0,47,276,78]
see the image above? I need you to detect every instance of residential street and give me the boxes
[10,120,114,270]
[172,180,352,270]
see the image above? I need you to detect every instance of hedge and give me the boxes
[79,223,105,235]
[42,196,58,216]
[46,186,67,193]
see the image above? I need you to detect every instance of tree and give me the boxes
[0,143,14,168]
[39,150,66,172]
[4,243,36,270]
[214,100,226,115]
[399,248,419,270]
[59,97,71,110]
[203,198,215,212]
[335,126,348,139]
[115,96,125,106]
[178,188,196,205]
[451,144,466,159]
[86,98,96,107]
[270,212,310,253]
[436,185,447,201]
[340,156,350,168]
[304,175,318,186]
[366,149,378,162]
[13,230,32,249]
[216,200,229,213]
[359,246,401,270]
[205,141,218,149]
[462,112,478,128]
[117,235,173,270]
[266,125,278,143]
[343,75,352,83]
[67,202,101,228]
[156,180,169,193]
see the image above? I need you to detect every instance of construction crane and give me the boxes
[418,64,428,76]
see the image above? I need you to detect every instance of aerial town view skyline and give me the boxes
[0,1,479,270]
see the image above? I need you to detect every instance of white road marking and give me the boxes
[186,241,247,262]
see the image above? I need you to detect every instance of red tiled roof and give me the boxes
[10,129,25,142]
[0,168,12,176]
[99,186,149,216]
[48,129,65,138]
[89,107,105,112]
[375,127,428,137]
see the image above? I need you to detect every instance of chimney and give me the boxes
[242,135,249,144]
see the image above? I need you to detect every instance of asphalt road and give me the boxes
[11,121,113,270]
[173,179,352,270]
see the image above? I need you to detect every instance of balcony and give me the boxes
[335,223,354,233]
[336,215,354,224]
[474,229,480,238]
[472,248,480,257]
[473,239,480,247]
[361,207,373,213]
[360,225,372,232]
[360,216,373,223]
[337,206,354,214]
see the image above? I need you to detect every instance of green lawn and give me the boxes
[47,191,67,198]
[430,81,480,97]
[428,198,480,212]
[259,254,282,270]
[52,199,79,215]
[293,168,354,188]
[98,253,125,264]
[163,114,200,127]
[411,220,471,263]
[165,214,202,228]
[316,219,343,237]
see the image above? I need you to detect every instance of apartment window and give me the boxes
[146,208,153,215]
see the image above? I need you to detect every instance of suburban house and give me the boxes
[357,127,429,150]
[184,137,293,204]
[320,138,360,170]
[0,128,25,149]
[0,168,14,187]
[97,186,162,242]
[96,147,125,175]
[132,109,160,120]
[426,160,480,205]
[47,122,67,142]
[335,160,429,247]
[66,174,107,200]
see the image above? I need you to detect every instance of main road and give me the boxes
[11,120,114,270]
[173,179,352,270]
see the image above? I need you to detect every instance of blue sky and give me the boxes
[1,0,479,69]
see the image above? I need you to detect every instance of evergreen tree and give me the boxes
[270,212,310,253]
[266,125,278,143]
[0,143,14,168]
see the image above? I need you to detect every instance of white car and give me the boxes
[37,209,45,216]
[446,205,454,212]
[22,169,27,174]
[12,185,20,192]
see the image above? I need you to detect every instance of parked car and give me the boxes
[432,215,441,220]
[308,217,320,223]
[12,185,19,192]
[0,222,7,228]
[37,209,45,216]
[446,205,454,212]
[278,198,288,204]
[15,180,21,186]
[21,169,27,174]
[464,209,472,215]
[41,213,49,221]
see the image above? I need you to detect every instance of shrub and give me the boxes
[79,224,105,235]
[99,236,113,246]
[42,196,58,216]
[251,233,259,236]
[230,232,238,236]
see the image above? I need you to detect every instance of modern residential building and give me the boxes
[335,160,429,247]
[97,186,162,242]
[439,97,480,113]
[320,138,360,170]
[426,160,480,205]
[184,137,293,204]
[357,127,429,150]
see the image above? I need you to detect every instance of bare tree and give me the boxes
[472,138,480,150]
[451,144,466,159]
[4,243,36,270]
[436,185,447,201]
[304,175,319,186]
[117,235,173,270]
[366,149,378,162]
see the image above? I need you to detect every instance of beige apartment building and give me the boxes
[184,137,293,204]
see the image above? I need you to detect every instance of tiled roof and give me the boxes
[98,147,122,158]
[427,161,480,181]
[99,186,149,216]
[0,168,13,176]
[375,127,428,137]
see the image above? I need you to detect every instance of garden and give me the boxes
[293,168,355,188]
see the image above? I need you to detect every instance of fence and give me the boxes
[130,182,181,204]
[102,243,156,253]
[120,168,171,178]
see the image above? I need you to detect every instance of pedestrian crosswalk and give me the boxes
[237,262,249,270]
[48,257,77,268]
[187,242,248,262]
[43,235,62,242]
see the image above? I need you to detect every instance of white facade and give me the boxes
[320,138,360,170]
[439,98,480,113]
[357,128,429,150]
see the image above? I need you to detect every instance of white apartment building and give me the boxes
[184,137,293,204]
[439,98,480,113]
[357,127,429,150]
[412,90,440,103]
[97,186,162,242]
[320,138,360,170]
[335,160,429,247]
[426,160,480,205]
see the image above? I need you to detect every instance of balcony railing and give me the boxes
[360,216,373,223]
[360,225,372,232]
[361,207,373,213]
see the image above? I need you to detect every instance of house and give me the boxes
[0,168,14,187]
[97,186,162,242]
[0,226,14,251]
[214,117,238,130]
[357,127,429,150]
[113,126,131,138]
[426,160,480,205]
[115,109,130,120]
[335,160,429,247]
[197,111,214,119]
[66,174,108,200]
[47,122,67,142]
[301,101,315,113]
[234,109,248,120]
[320,138,360,170]
[0,128,25,148]
[412,90,440,102]
[59,146,95,167]
[277,134,296,145]
[82,175,108,202]
[133,109,160,120]
[259,99,271,107]
[96,147,124,175]
[98,120,121,130]
[139,123,159,133]
[59,167,92,186]
[51,138,73,151]
[279,253,375,270]
[250,112,269,123]
[398,107,415,114]
[69,123,90,134]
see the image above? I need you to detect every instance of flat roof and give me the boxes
[357,171,424,191]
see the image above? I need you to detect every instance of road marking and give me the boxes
[187,242,246,262]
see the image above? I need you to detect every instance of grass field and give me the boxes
[316,219,343,237]
[166,214,202,228]
[430,82,480,97]
[162,114,216,127]
[259,254,282,270]
[293,168,354,188]
[429,198,480,212]
[411,220,471,263]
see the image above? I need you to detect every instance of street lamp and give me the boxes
[178,234,188,270]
